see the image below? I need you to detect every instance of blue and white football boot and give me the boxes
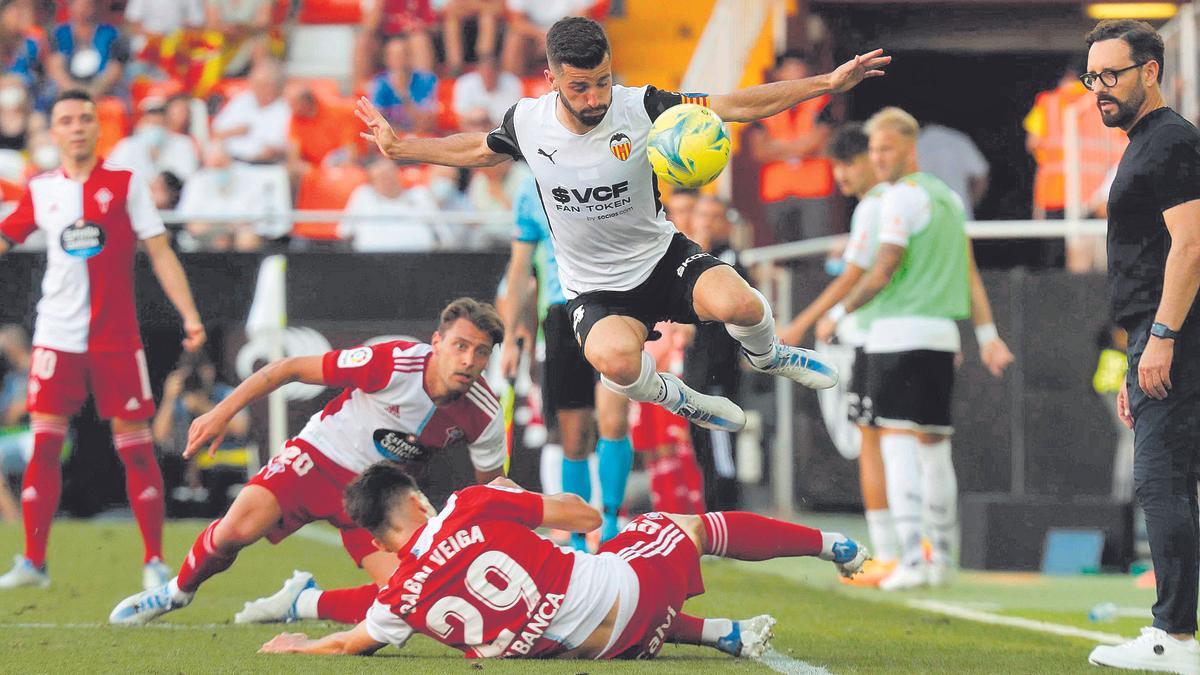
[0,555,49,589]
[748,340,839,390]
[234,570,319,624]
[109,579,192,625]
[715,615,778,658]
[823,536,870,579]
[660,373,746,432]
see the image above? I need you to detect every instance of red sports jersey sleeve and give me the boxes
[368,487,575,658]
[0,187,37,244]
[321,343,404,393]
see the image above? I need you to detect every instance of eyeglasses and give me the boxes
[1079,62,1147,91]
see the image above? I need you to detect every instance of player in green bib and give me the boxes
[819,107,1014,591]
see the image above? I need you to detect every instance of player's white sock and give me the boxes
[724,288,777,368]
[539,443,563,495]
[601,351,677,405]
[702,618,734,645]
[168,577,193,604]
[865,509,899,562]
[918,438,958,566]
[293,587,321,620]
[880,433,923,568]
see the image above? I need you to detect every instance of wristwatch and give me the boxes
[1150,322,1180,341]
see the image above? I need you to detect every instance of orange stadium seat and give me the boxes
[96,97,130,158]
[293,164,368,240]
[522,76,550,98]
[299,77,345,102]
[397,164,430,189]
[436,77,459,131]
[0,178,23,202]
[298,0,363,24]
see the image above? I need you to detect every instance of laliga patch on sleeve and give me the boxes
[337,347,373,368]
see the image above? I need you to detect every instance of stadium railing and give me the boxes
[740,218,1107,517]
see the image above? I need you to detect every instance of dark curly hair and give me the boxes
[343,462,419,535]
[546,17,610,70]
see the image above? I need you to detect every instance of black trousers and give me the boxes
[1128,321,1200,634]
[690,383,741,511]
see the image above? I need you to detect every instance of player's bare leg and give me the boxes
[0,413,67,589]
[110,485,283,624]
[589,315,745,432]
[111,416,169,590]
[691,265,838,390]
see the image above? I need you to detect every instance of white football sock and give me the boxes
[880,433,923,568]
[865,509,899,562]
[918,438,958,566]
[539,443,563,495]
[168,577,193,604]
[601,351,679,407]
[293,587,321,620]
[724,288,776,367]
[702,618,734,645]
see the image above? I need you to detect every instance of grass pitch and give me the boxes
[0,518,1157,674]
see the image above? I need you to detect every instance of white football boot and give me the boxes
[0,555,49,589]
[878,562,929,591]
[235,570,319,624]
[660,373,746,432]
[716,615,777,658]
[142,558,172,591]
[109,579,192,625]
[1088,627,1200,674]
[748,341,839,390]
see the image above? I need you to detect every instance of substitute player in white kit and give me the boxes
[356,17,890,432]
[0,90,206,592]
[258,462,868,660]
[109,299,509,626]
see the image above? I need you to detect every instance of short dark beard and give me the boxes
[1098,85,1145,130]
[559,92,608,128]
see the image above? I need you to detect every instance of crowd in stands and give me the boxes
[0,0,609,252]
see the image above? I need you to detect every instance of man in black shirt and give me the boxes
[685,196,748,510]
[1082,20,1200,674]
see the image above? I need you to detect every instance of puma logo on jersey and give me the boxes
[537,148,558,164]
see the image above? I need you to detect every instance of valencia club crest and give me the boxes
[609,132,631,161]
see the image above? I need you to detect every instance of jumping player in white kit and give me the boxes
[257,461,868,660]
[109,299,510,626]
[356,17,891,433]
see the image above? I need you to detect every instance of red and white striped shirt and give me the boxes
[299,340,505,475]
[0,161,165,353]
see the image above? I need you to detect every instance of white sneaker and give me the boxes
[1089,627,1200,674]
[928,562,957,588]
[716,614,777,658]
[142,558,172,591]
[879,562,928,591]
[109,579,192,625]
[660,373,746,432]
[234,570,319,624]
[748,342,839,390]
[0,555,49,589]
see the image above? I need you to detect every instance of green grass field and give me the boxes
[0,517,1159,674]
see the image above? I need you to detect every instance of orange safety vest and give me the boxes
[1029,81,1127,211]
[758,95,834,202]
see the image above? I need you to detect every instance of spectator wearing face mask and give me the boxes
[176,142,264,251]
[0,0,42,93]
[45,0,130,100]
[0,72,34,154]
[108,98,199,183]
[367,35,438,134]
[24,130,59,175]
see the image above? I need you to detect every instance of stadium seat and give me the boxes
[0,177,23,202]
[298,77,345,101]
[397,164,431,189]
[286,25,355,87]
[96,97,130,158]
[298,0,362,24]
[522,76,550,98]
[436,77,459,131]
[293,164,367,240]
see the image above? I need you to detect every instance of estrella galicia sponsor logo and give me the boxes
[609,132,631,161]
[373,429,433,463]
[550,181,631,213]
[60,219,105,258]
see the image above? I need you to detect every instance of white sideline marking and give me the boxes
[907,599,1127,645]
[755,647,835,675]
[0,622,232,630]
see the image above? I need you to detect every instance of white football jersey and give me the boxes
[298,341,505,475]
[487,85,710,298]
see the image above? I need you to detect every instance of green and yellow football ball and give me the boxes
[647,104,731,189]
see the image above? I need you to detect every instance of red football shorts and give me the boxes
[630,402,689,452]
[598,513,706,660]
[26,346,156,421]
[245,439,378,566]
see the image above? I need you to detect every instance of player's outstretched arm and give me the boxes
[356,97,509,168]
[143,234,206,352]
[184,355,326,459]
[487,476,602,533]
[260,623,386,656]
[709,49,890,123]
[966,245,1014,377]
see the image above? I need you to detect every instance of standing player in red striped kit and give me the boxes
[0,90,207,591]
